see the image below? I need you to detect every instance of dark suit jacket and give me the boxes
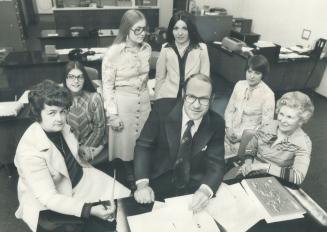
[134,98,225,193]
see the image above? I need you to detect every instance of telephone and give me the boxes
[68,48,95,62]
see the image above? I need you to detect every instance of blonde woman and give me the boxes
[102,10,152,186]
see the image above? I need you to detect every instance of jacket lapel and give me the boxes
[165,100,183,159]
[192,113,214,156]
[31,123,70,178]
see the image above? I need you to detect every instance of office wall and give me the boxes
[196,0,327,47]
[159,0,173,27]
[196,0,327,94]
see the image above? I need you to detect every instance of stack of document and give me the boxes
[206,183,262,232]
[127,195,219,232]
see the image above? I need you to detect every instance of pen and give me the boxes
[110,169,116,204]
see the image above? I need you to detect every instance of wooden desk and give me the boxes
[39,29,115,49]
[0,50,101,97]
[116,195,325,232]
[208,44,327,91]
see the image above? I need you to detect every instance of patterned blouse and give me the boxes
[67,91,106,147]
[225,80,275,138]
[244,121,312,185]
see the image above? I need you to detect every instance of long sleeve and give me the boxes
[261,89,275,125]
[84,93,106,147]
[199,43,210,77]
[102,51,118,115]
[244,134,258,159]
[202,119,226,192]
[267,139,312,185]
[224,82,239,128]
[154,47,167,99]
[134,105,160,180]
[16,150,85,217]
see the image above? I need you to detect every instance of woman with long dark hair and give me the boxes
[154,10,210,99]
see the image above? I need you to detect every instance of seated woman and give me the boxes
[14,80,130,232]
[62,61,106,163]
[238,91,314,185]
[224,55,275,159]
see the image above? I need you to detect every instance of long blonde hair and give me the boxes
[114,10,146,44]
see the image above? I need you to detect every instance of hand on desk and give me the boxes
[91,203,116,221]
[239,162,269,176]
[134,182,155,204]
[190,188,211,213]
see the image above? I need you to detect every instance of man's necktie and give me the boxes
[173,120,194,189]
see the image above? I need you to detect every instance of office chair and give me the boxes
[84,66,103,93]
[223,129,256,181]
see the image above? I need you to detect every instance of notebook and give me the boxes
[241,177,306,223]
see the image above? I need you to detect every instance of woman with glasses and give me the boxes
[224,55,275,159]
[154,10,210,100]
[102,10,151,187]
[62,61,106,164]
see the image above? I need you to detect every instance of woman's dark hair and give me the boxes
[166,11,203,47]
[62,61,96,92]
[28,80,73,122]
[247,55,270,78]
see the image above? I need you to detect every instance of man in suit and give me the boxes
[134,73,225,212]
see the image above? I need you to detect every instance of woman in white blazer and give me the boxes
[14,80,130,232]
[154,11,210,99]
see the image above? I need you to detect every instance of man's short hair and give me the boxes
[183,73,213,94]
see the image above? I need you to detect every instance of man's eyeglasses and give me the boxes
[130,26,147,35]
[67,74,84,81]
[185,95,210,106]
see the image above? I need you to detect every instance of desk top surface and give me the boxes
[117,196,324,232]
[0,51,101,67]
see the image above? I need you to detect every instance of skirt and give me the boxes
[108,88,151,161]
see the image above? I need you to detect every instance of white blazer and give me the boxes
[14,122,91,231]
[154,42,210,99]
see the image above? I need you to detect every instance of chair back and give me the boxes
[237,129,256,156]
[84,66,99,81]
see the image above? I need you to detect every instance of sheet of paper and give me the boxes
[18,90,30,104]
[127,207,176,232]
[152,201,166,211]
[164,194,220,232]
[206,183,263,232]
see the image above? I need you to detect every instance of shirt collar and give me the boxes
[182,106,203,131]
[260,120,308,147]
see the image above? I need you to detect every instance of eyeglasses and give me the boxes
[130,26,147,35]
[185,95,210,106]
[67,74,84,81]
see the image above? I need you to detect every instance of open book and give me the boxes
[241,177,306,223]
